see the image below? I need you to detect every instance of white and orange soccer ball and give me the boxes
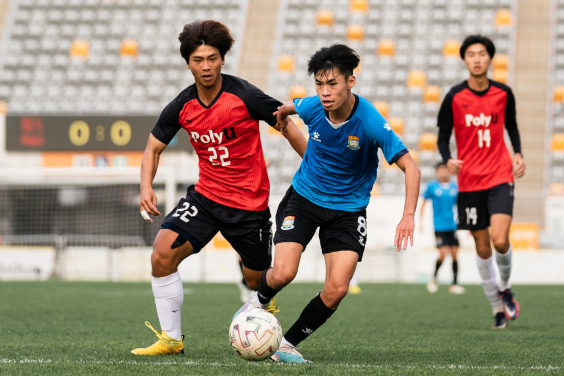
[229,308,282,361]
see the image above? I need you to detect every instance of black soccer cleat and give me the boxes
[499,289,520,320]
[491,312,508,329]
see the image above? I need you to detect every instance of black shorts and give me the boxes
[161,185,272,271]
[457,182,514,231]
[273,186,366,261]
[435,230,459,248]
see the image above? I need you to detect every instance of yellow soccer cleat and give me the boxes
[349,285,362,294]
[131,322,184,355]
[266,297,280,316]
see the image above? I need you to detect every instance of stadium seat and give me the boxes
[407,70,426,88]
[549,183,564,195]
[289,85,307,100]
[350,0,368,13]
[278,55,295,73]
[70,39,89,59]
[317,10,334,26]
[493,54,509,70]
[213,233,232,250]
[0,101,7,114]
[371,183,381,196]
[410,150,420,165]
[443,40,461,57]
[354,60,362,74]
[378,39,395,56]
[389,117,404,136]
[423,85,441,103]
[347,25,365,41]
[492,69,507,84]
[554,86,564,102]
[373,101,389,118]
[495,9,512,27]
[419,133,438,151]
[120,39,139,58]
[552,133,564,151]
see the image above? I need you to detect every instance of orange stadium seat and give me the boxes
[289,85,307,101]
[0,101,7,114]
[278,55,295,73]
[371,183,381,196]
[419,133,438,151]
[347,25,365,41]
[407,70,426,88]
[410,150,420,165]
[495,9,512,27]
[120,39,138,58]
[317,10,334,26]
[213,233,232,250]
[70,39,89,59]
[554,86,564,102]
[492,69,507,84]
[424,85,441,103]
[493,54,509,70]
[378,39,395,57]
[552,133,564,151]
[389,117,404,136]
[350,0,368,12]
[443,40,461,57]
[549,183,564,195]
[373,101,389,118]
[354,60,362,74]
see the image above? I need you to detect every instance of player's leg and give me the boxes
[236,254,254,303]
[428,233,447,293]
[132,186,219,355]
[447,231,465,294]
[488,183,519,320]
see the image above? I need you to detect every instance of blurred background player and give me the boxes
[348,264,361,294]
[237,44,421,363]
[420,163,465,294]
[133,20,306,355]
[437,35,525,329]
[236,254,254,302]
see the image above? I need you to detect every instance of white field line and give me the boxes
[1,359,563,370]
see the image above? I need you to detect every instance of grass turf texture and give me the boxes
[0,282,562,375]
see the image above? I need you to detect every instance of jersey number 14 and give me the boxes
[477,129,491,148]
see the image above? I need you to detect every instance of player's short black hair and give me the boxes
[179,20,234,62]
[307,44,360,79]
[460,35,496,59]
[435,162,447,169]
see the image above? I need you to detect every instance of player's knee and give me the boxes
[270,269,296,289]
[245,277,260,291]
[476,247,492,259]
[492,237,509,252]
[324,283,349,305]
[151,247,175,273]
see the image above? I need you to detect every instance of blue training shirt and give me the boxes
[423,180,458,232]
[291,94,408,212]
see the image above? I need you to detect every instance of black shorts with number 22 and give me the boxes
[457,182,514,231]
[273,186,367,261]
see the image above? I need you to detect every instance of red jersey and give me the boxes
[151,74,281,211]
[437,80,522,192]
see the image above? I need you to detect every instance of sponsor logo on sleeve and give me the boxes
[281,216,295,230]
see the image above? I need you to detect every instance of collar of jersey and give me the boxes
[196,74,226,109]
[323,94,359,129]
[464,79,491,97]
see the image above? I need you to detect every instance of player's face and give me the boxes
[314,69,356,111]
[187,44,225,88]
[463,43,491,77]
[436,165,450,182]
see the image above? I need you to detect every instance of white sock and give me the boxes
[495,245,512,291]
[350,265,360,286]
[152,272,184,340]
[251,291,270,310]
[281,337,295,348]
[476,255,503,314]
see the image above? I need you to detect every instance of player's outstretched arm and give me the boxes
[140,134,167,222]
[394,153,421,251]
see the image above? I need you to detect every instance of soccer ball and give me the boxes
[229,308,282,361]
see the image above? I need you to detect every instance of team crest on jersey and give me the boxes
[281,216,295,230]
[347,135,360,150]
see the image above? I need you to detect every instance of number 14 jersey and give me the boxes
[437,80,522,192]
[151,74,282,211]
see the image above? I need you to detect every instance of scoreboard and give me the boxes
[5,115,193,152]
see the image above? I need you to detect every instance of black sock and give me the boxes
[238,260,247,287]
[434,260,443,277]
[452,261,458,285]
[257,268,281,305]
[284,294,335,347]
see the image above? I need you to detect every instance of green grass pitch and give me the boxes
[0,282,563,375]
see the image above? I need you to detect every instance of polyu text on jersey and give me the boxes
[189,127,237,144]
[464,113,498,127]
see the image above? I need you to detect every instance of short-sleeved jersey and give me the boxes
[151,74,281,211]
[423,180,458,232]
[291,94,408,212]
[437,80,522,193]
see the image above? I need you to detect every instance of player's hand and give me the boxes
[513,153,525,178]
[140,187,161,222]
[446,159,463,175]
[394,215,415,252]
[274,106,290,133]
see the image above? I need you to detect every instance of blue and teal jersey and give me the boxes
[291,94,408,212]
[423,180,458,232]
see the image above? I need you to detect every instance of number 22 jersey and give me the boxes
[437,80,522,192]
[151,74,282,211]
